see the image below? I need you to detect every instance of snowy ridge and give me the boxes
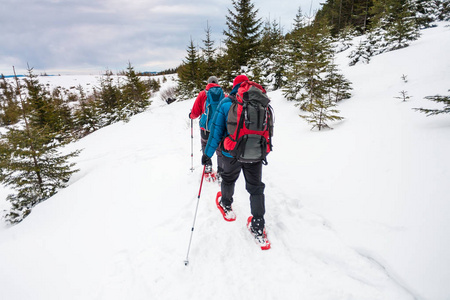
[1,23,450,300]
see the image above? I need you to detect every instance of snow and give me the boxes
[1,22,450,300]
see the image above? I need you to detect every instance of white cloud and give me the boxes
[0,0,321,75]
[150,4,208,15]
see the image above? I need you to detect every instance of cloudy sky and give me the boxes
[1,0,321,75]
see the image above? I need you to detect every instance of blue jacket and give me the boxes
[204,83,241,158]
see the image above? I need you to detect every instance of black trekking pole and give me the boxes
[184,165,206,266]
[190,117,194,172]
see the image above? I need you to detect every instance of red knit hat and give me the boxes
[233,74,249,87]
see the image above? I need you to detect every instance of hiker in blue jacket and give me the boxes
[202,74,267,238]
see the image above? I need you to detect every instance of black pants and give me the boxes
[220,156,265,220]
[201,129,223,173]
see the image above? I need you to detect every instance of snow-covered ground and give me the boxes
[0,23,449,300]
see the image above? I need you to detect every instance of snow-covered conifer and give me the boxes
[73,85,100,138]
[247,18,286,90]
[177,38,202,99]
[325,62,353,102]
[300,98,344,131]
[200,22,218,81]
[0,75,20,126]
[94,70,124,125]
[223,0,262,69]
[122,62,152,115]
[0,70,80,224]
[384,0,421,51]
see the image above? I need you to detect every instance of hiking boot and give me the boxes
[219,200,232,213]
[250,217,265,237]
[247,216,270,250]
[218,199,236,221]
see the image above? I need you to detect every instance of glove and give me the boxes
[188,112,192,119]
[201,154,211,165]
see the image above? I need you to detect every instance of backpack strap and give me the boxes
[203,89,208,110]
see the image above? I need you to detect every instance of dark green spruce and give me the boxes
[414,90,450,116]
[0,68,80,224]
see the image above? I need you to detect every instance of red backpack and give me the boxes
[222,80,274,164]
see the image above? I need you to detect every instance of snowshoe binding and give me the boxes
[204,165,217,182]
[247,216,271,250]
[216,172,222,185]
[215,192,236,222]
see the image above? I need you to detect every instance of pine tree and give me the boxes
[146,78,161,93]
[348,38,368,65]
[23,68,55,130]
[437,0,450,21]
[223,0,262,70]
[348,23,386,65]
[314,0,374,35]
[215,47,236,91]
[73,85,101,137]
[94,70,124,124]
[271,39,288,91]
[200,21,218,80]
[284,20,348,130]
[300,98,344,130]
[285,23,335,109]
[0,69,80,224]
[293,6,308,30]
[369,0,397,25]
[414,90,450,116]
[122,62,152,115]
[324,62,353,102]
[50,86,76,141]
[298,24,335,110]
[416,0,440,28]
[20,67,76,142]
[247,18,285,90]
[384,0,420,50]
[0,75,21,125]
[367,0,421,51]
[283,7,309,102]
[335,25,358,53]
[177,38,202,99]
[258,19,283,59]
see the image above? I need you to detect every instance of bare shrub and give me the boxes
[160,86,178,104]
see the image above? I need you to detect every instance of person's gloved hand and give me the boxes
[188,112,192,119]
[201,154,211,165]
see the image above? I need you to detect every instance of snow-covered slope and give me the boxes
[0,23,449,300]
